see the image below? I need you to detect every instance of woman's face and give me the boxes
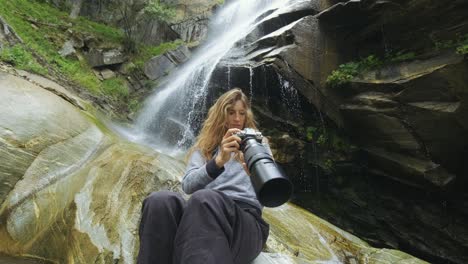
[227,100,246,129]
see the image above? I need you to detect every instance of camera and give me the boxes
[235,128,293,207]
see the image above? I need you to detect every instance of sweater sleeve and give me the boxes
[181,150,224,194]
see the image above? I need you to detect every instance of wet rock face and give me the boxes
[324,53,468,263]
[340,52,468,188]
[143,45,191,81]
[0,72,91,206]
[204,1,468,263]
[316,0,468,56]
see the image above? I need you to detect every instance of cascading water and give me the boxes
[117,0,300,156]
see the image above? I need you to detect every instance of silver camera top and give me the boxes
[234,128,263,142]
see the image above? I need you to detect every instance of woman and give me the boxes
[137,88,270,264]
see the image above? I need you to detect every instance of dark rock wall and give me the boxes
[205,1,468,263]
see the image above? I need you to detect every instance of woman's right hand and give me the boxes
[215,128,242,168]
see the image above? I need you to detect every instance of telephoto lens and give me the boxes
[236,128,293,207]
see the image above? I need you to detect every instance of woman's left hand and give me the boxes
[239,152,251,176]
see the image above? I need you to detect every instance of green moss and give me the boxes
[0,45,47,75]
[74,17,123,44]
[387,51,416,62]
[102,77,129,100]
[326,51,418,88]
[133,40,184,68]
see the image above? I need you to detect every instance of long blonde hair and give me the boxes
[186,88,257,161]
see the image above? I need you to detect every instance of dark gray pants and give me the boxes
[137,189,269,264]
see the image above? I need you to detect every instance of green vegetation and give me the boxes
[457,44,468,55]
[115,0,178,52]
[102,77,129,101]
[0,0,184,115]
[326,55,382,87]
[304,125,354,173]
[0,45,47,75]
[305,126,352,153]
[305,126,316,141]
[134,40,184,69]
[327,34,468,88]
[128,98,142,113]
[326,61,360,88]
[144,1,177,22]
[326,51,417,88]
[0,0,124,96]
[432,34,468,53]
[455,34,468,55]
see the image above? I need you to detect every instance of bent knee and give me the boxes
[143,191,184,212]
[187,189,225,208]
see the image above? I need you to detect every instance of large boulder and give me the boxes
[143,45,191,81]
[0,71,184,263]
[0,71,90,206]
[263,203,427,264]
[0,70,426,264]
[84,49,126,68]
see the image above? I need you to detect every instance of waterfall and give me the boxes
[118,0,297,156]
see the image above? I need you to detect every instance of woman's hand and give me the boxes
[215,128,242,168]
[239,152,251,176]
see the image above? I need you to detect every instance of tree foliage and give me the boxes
[144,1,176,22]
[115,0,176,53]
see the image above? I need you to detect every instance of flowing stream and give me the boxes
[115,0,301,156]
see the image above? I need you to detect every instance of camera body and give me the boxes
[234,128,263,145]
[234,128,292,207]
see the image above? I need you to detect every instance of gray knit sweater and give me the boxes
[182,144,272,210]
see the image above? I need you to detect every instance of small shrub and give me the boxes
[360,54,383,69]
[323,159,334,172]
[316,134,327,146]
[326,61,359,88]
[128,98,141,112]
[456,34,468,55]
[457,44,468,55]
[306,126,317,141]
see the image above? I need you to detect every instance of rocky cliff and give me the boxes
[208,0,468,263]
[48,0,221,46]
